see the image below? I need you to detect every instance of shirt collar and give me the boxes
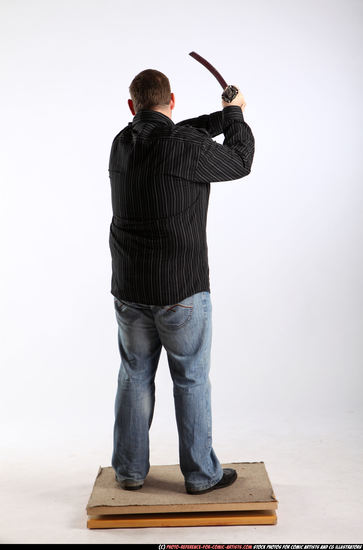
[131,109,175,128]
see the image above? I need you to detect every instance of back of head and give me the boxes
[129,69,171,113]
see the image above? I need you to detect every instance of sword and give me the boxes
[189,51,239,103]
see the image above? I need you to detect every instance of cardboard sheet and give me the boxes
[86,462,278,516]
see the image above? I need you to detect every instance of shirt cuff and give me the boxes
[222,105,245,123]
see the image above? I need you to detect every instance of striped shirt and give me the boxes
[108,105,255,306]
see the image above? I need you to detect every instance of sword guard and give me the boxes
[221,84,239,103]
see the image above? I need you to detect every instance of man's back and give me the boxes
[108,105,254,306]
[110,69,255,495]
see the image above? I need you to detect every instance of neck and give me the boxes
[150,107,171,119]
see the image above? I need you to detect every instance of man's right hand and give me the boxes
[221,86,246,112]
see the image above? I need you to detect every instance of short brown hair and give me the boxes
[129,69,171,113]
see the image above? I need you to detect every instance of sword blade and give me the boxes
[189,51,227,90]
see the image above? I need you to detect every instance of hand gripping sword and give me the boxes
[189,51,239,103]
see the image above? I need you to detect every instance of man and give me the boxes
[108,68,255,495]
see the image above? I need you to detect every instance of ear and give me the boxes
[170,92,175,111]
[128,99,136,115]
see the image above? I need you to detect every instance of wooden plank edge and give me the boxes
[87,509,277,529]
[87,498,278,516]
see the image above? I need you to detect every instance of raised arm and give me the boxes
[175,110,223,138]
[193,105,255,183]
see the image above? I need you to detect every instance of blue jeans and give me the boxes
[111,290,224,491]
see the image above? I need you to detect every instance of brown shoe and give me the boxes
[186,468,237,495]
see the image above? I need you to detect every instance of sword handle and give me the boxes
[221,84,239,103]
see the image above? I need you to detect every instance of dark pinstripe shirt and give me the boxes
[108,105,255,306]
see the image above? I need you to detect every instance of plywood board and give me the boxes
[87,509,277,529]
[86,462,278,517]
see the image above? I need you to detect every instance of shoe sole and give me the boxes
[186,471,237,495]
[116,478,144,490]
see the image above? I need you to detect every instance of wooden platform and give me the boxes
[86,462,278,528]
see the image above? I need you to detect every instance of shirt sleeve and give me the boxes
[193,105,255,183]
[175,110,223,138]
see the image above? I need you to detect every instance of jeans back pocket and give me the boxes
[160,295,194,329]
